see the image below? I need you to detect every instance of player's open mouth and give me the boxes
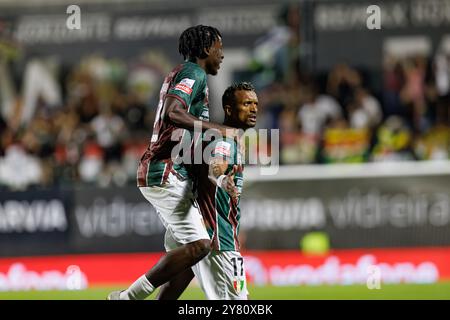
[248,115,257,122]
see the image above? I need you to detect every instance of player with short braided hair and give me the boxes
[178,25,222,61]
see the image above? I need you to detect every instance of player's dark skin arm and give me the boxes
[164,97,239,137]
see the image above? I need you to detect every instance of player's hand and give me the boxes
[221,165,239,203]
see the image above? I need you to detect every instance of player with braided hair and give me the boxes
[108,25,239,300]
[179,25,220,62]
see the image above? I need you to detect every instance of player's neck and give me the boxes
[223,119,246,131]
[187,58,207,72]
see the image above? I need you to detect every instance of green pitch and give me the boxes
[0,282,450,300]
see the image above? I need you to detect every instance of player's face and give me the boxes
[232,90,258,129]
[205,38,224,75]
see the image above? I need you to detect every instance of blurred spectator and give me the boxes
[115,92,150,133]
[371,116,416,162]
[414,125,449,160]
[383,54,404,117]
[435,52,450,126]
[250,3,301,87]
[0,113,6,149]
[21,58,62,125]
[399,56,428,133]
[327,64,362,109]
[279,104,304,164]
[0,120,13,158]
[90,105,126,163]
[347,87,382,130]
[78,137,104,184]
[0,144,42,190]
[22,111,56,159]
[0,59,17,125]
[71,73,100,125]
[298,81,342,136]
[436,54,450,97]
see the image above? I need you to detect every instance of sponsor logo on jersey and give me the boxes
[200,108,209,120]
[174,78,195,95]
[214,141,231,157]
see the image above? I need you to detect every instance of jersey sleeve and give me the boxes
[166,67,206,111]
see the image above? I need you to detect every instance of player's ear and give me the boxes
[224,104,232,117]
[203,46,211,57]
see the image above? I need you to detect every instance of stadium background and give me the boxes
[1,0,450,299]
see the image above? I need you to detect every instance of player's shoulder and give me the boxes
[177,61,206,82]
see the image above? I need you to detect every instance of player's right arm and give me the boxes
[207,138,240,201]
[208,157,239,201]
[164,97,238,138]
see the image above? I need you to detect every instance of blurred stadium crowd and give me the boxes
[262,55,450,165]
[252,3,450,166]
[0,4,450,191]
[0,54,156,190]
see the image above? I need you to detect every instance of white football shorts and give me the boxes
[139,172,209,251]
[192,250,249,300]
